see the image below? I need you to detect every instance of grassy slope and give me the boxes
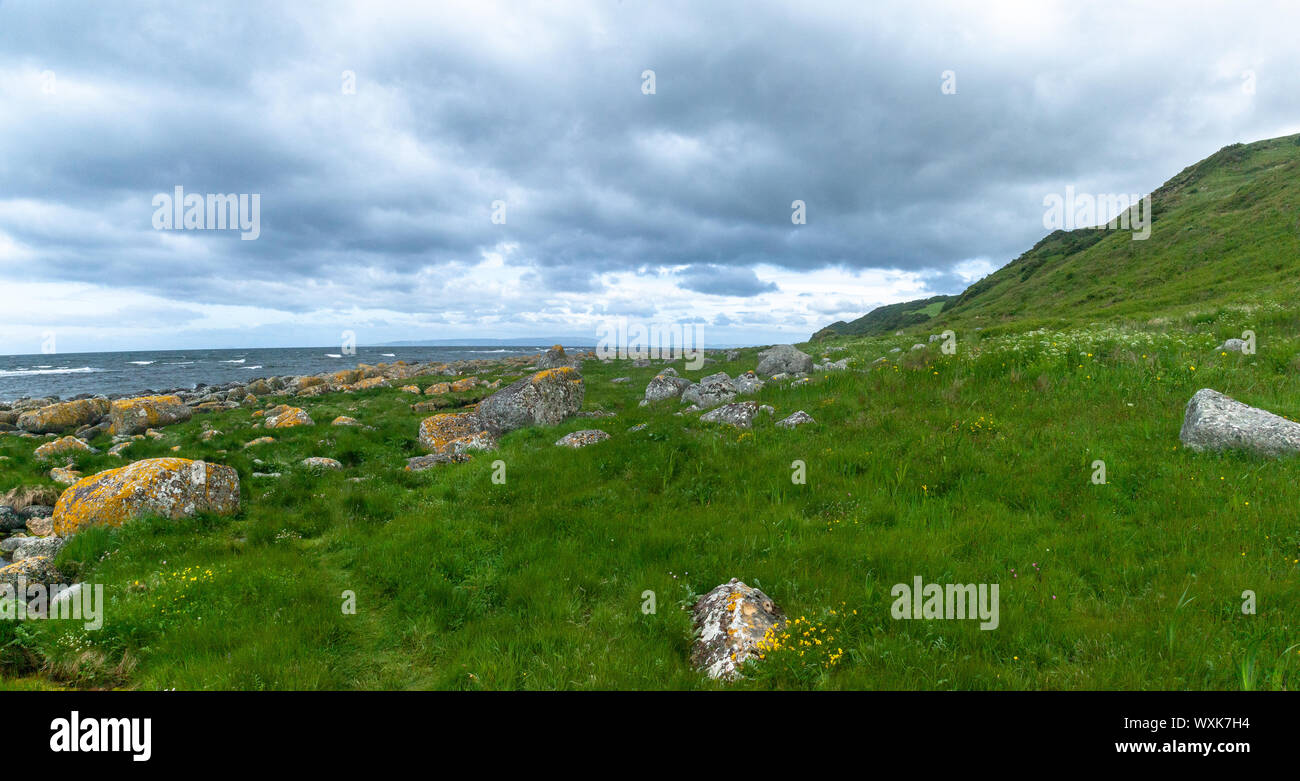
[3,310,1300,689]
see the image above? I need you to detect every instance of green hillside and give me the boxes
[821,133,1300,340]
[813,295,954,340]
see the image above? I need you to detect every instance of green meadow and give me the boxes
[3,298,1298,690]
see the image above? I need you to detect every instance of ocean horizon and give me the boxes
[0,344,578,402]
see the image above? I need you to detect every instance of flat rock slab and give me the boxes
[555,429,610,448]
[1180,388,1300,456]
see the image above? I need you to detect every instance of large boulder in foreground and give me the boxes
[109,395,192,435]
[475,367,584,435]
[52,457,240,537]
[1179,388,1300,457]
[690,579,786,681]
[755,344,812,378]
[418,412,497,455]
[17,398,110,434]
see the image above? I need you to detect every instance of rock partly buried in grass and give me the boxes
[244,436,275,448]
[681,372,738,409]
[1179,388,1300,456]
[52,457,241,537]
[300,457,343,470]
[644,372,693,404]
[418,412,497,456]
[690,579,786,681]
[476,367,585,435]
[700,401,761,428]
[48,467,82,485]
[34,436,97,460]
[813,358,849,372]
[1215,338,1248,353]
[775,410,816,429]
[755,344,813,378]
[555,429,610,448]
[264,405,314,429]
[0,555,62,588]
[17,398,110,434]
[404,453,472,472]
[109,395,192,435]
[331,416,362,427]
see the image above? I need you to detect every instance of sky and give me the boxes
[2,0,1299,354]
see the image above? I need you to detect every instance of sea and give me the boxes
[0,345,571,402]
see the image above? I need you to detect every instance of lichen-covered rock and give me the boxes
[331,369,363,386]
[52,457,241,536]
[755,345,813,378]
[264,406,314,429]
[690,579,786,680]
[0,555,62,588]
[418,412,497,455]
[404,453,472,472]
[12,535,64,562]
[17,398,110,434]
[1215,338,1247,353]
[331,416,362,427]
[555,429,610,448]
[425,382,451,395]
[346,377,390,392]
[1179,388,1300,456]
[644,372,693,404]
[775,410,816,429]
[109,395,192,435]
[244,436,275,448]
[700,401,760,428]
[399,384,421,394]
[26,516,53,536]
[535,345,570,369]
[34,436,96,460]
[300,457,343,470]
[450,378,477,392]
[732,371,765,396]
[681,372,739,409]
[476,367,585,435]
[48,467,82,485]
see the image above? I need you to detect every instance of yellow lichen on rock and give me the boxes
[264,406,314,428]
[417,412,496,455]
[109,395,192,435]
[16,398,109,433]
[52,457,240,537]
[34,436,94,460]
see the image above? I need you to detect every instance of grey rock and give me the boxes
[476,368,585,435]
[405,453,472,472]
[1180,388,1300,456]
[644,373,693,404]
[756,344,813,378]
[681,372,738,409]
[699,401,760,428]
[776,410,815,429]
[554,429,611,448]
[1215,338,1247,353]
[13,536,64,562]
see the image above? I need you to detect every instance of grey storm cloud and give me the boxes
[2,0,1300,334]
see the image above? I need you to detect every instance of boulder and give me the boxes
[475,367,585,435]
[109,395,192,435]
[1179,388,1300,456]
[12,535,63,562]
[0,555,61,588]
[331,416,362,427]
[644,372,693,404]
[48,467,82,485]
[535,345,571,369]
[555,429,610,448]
[404,453,472,472]
[52,457,241,536]
[264,406,314,429]
[775,410,816,429]
[755,345,813,378]
[300,457,343,470]
[690,579,786,681]
[681,373,738,409]
[1215,338,1248,353]
[418,412,497,455]
[34,436,96,460]
[699,401,760,428]
[17,398,109,434]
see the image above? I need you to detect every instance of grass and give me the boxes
[2,309,1300,690]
